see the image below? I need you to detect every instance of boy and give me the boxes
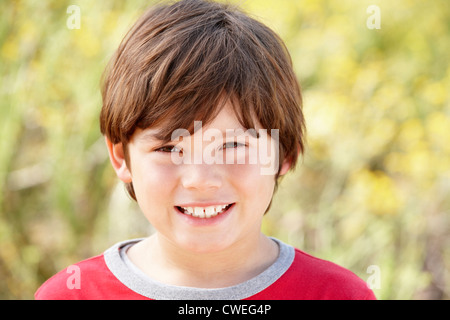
[35,0,376,299]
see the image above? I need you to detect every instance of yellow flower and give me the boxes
[349,169,404,215]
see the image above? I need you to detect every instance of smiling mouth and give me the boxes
[175,203,234,219]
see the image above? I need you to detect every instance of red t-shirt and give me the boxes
[35,238,376,300]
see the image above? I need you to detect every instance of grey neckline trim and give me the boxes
[103,237,295,300]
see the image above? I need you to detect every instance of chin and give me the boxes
[176,233,236,254]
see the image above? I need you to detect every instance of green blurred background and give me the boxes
[1,0,449,299]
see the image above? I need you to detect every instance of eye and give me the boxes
[222,141,246,149]
[155,145,182,153]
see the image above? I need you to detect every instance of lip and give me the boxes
[174,203,235,226]
[175,202,234,208]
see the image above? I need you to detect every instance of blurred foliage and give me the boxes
[0,0,449,299]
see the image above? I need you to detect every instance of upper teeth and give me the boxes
[179,204,230,218]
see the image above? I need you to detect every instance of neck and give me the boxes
[127,232,279,288]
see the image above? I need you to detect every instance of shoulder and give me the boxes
[35,254,108,300]
[267,246,376,300]
[35,240,147,300]
[291,248,376,299]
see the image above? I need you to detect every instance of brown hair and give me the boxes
[100,0,306,200]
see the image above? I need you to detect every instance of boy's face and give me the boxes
[107,101,291,253]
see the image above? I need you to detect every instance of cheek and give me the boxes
[226,163,276,209]
[131,161,179,211]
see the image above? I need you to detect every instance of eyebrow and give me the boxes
[136,130,163,143]
[136,125,260,144]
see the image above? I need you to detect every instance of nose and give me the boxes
[181,163,222,191]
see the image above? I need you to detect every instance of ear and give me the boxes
[278,157,292,177]
[105,137,132,183]
[278,144,302,177]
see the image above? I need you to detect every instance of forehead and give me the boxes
[132,100,261,142]
[133,101,260,143]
